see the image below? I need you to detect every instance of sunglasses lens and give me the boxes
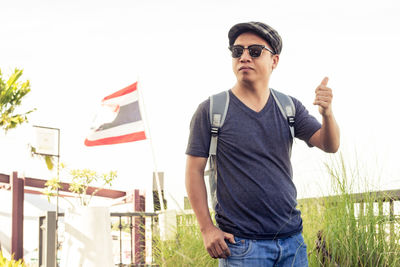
[231,46,243,58]
[231,45,265,58]
[248,46,263,57]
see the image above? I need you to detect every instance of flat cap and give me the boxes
[228,22,282,55]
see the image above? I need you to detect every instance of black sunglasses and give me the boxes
[229,44,275,58]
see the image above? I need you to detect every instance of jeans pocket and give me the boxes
[293,233,307,248]
[226,237,252,258]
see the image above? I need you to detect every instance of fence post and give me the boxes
[151,214,159,265]
[378,200,384,247]
[40,211,57,267]
[389,199,394,249]
[11,172,24,261]
[39,216,44,266]
[134,190,145,264]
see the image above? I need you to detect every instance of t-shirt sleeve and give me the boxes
[291,96,321,147]
[185,99,211,158]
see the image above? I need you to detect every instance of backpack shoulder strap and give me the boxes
[270,88,296,139]
[208,90,230,156]
[207,90,229,210]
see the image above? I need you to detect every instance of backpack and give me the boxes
[206,88,296,209]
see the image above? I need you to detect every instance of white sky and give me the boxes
[1,0,400,210]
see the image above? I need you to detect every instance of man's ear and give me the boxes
[272,54,280,70]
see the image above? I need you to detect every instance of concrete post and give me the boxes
[40,211,57,267]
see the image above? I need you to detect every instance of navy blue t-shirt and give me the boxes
[186,89,321,239]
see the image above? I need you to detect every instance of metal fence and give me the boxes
[38,211,159,267]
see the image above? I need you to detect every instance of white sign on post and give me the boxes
[33,126,59,156]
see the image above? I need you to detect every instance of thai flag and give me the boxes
[84,82,147,146]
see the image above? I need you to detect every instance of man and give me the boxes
[185,22,340,266]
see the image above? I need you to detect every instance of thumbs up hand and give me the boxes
[314,77,333,117]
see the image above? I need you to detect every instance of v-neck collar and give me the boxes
[229,89,273,118]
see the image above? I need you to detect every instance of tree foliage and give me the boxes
[0,68,35,132]
[43,164,118,207]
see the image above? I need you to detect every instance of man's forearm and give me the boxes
[185,157,234,259]
[185,169,215,232]
[320,113,340,153]
[312,76,340,153]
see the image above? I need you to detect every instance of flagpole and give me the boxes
[137,79,166,212]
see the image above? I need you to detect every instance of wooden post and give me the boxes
[378,200,384,247]
[134,189,145,264]
[358,201,364,234]
[11,172,24,261]
[389,199,395,249]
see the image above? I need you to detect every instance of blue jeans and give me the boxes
[219,232,308,267]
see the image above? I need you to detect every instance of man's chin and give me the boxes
[238,76,255,84]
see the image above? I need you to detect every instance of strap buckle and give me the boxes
[211,126,219,136]
[287,116,295,127]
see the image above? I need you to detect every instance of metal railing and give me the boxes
[38,211,159,267]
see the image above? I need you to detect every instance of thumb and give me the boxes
[321,77,329,86]
[224,232,236,244]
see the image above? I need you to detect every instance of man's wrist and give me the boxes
[322,110,334,120]
[200,223,216,234]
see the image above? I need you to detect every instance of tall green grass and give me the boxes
[301,153,400,266]
[152,212,217,267]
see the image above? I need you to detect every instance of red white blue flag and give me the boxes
[84,82,147,146]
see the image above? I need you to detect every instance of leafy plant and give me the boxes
[43,164,117,207]
[0,68,35,132]
[0,251,26,267]
[28,144,56,170]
